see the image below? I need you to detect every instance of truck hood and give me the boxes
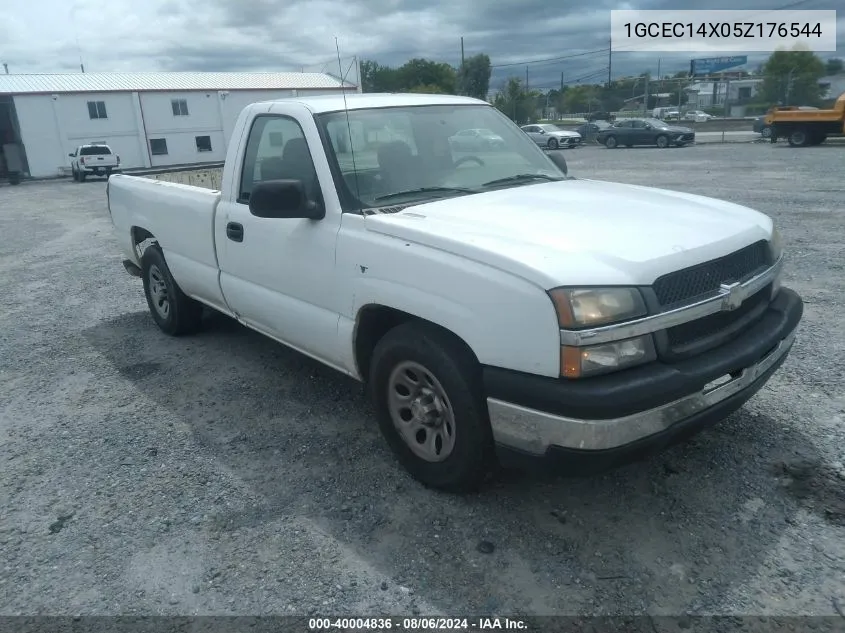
[364,179,773,289]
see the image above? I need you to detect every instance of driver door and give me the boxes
[631,120,652,144]
[215,112,344,365]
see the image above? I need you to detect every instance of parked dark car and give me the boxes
[595,118,695,148]
[574,121,613,140]
[753,116,772,138]
[586,111,615,122]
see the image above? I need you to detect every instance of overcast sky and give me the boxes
[2,0,843,93]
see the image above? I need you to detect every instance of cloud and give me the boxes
[2,0,842,93]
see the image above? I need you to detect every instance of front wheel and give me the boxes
[547,138,559,150]
[761,126,772,139]
[656,135,669,148]
[140,245,204,336]
[368,321,493,492]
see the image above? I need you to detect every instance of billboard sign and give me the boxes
[690,55,748,76]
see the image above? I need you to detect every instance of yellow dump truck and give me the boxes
[766,92,845,147]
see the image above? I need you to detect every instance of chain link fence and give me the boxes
[523,72,844,145]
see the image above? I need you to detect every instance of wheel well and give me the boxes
[131,227,157,259]
[353,305,479,382]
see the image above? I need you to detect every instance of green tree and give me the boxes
[825,58,844,75]
[396,58,457,94]
[457,53,492,100]
[493,77,539,123]
[760,49,826,106]
[359,60,399,92]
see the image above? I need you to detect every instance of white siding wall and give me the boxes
[13,86,349,178]
[140,91,229,166]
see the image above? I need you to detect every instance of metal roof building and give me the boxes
[0,71,358,180]
[0,71,355,95]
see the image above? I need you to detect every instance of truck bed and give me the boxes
[108,173,226,309]
[143,167,224,191]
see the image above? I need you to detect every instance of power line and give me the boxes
[491,48,610,69]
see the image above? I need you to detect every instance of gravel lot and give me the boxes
[1,143,844,622]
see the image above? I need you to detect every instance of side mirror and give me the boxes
[68,153,75,157]
[547,152,568,176]
[539,129,546,135]
[248,180,325,220]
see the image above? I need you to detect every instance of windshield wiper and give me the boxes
[374,186,476,202]
[480,173,563,188]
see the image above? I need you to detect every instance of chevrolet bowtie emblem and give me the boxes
[719,282,746,311]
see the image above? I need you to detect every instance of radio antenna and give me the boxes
[335,37,362,212]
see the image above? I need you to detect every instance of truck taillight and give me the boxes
[116,155,120,164]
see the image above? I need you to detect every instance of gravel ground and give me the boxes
[1,143,844,622]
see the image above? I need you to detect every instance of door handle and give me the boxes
[226,222,244,242]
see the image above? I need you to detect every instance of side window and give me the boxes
[632,120,647,129]
[238,116,319,204]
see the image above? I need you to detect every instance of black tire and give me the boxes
[604,135,618,149]
[368,321,494,492]
[547,138,559,150]
[140,245,203,336]
[656,134,669,148]
[79,170,86,182]
[787,128,810,147]
[72,168,79,182]
[761,126,772,139]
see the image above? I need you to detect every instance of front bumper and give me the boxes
[485,287,802,472]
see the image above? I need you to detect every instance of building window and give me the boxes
[195,135,212,152]
[150,138,168,156]
[87,101,107,119]
[171,99,189,116]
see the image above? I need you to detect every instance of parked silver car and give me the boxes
[520,123,581,149]
[448,128,506,151]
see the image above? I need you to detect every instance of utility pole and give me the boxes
[643,74,650,114]
[525,66,529,91]
[560,72,564,92]
[461,37,465,66]
[607,36,612,86]
[657,59,661,80]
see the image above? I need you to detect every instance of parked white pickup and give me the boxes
[70,143,120,181]
[107,93,802,491]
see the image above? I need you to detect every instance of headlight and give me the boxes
[560,336,656,378]
[768,226,783,262]
[548,287,647,329]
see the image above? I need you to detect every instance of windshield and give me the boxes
[316,104,565,211]
[538,124,563,132]
[80,146,112,155]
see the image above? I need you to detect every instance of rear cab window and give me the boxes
[79,146,113,156]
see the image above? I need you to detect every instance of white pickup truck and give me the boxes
[69,143,121,181]
[107,93,803,492]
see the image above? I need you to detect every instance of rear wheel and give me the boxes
[368,321,494,492]
[787,128,811,147]
[761,126,772,139]
[604,135,618,149]
[140,245,203,336]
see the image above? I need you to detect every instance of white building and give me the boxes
[0,71,357,179]
[684,78,763,109]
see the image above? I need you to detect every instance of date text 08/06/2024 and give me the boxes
[308,617,528,630]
